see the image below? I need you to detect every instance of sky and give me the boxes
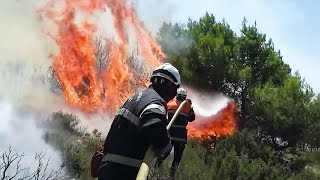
[135,0,320,93]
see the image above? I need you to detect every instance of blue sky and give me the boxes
[136,0,320,93]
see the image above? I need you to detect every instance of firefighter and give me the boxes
[98,63,181,180]
[155,87,195,177]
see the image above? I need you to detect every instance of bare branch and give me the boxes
[0,148,67,180]
[40,155,50,180]
[8,155,27,180]
[94,36,110,71]
[47,66,63,94]
[46,35,111,96]
[1,147,25,180]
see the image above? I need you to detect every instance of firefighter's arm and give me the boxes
[188,106,196,122]
[139,103,171,150]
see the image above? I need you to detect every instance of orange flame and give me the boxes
[187,102,240,139]
[38,0,164,112]
[38,0,239,143]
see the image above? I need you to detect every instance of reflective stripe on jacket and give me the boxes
[103,86,170,167]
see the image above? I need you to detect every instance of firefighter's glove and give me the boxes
[186,98,192,104]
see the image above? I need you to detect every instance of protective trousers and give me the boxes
[155,141,185,177]
[98,161,139,180]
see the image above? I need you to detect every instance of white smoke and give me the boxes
[0,1,67,177]
[133,0,176,35]
[0,0,60,109]
[186,87,231,122]
[65,108,113,138]
[0,101,67,178]
[0,1,111,178]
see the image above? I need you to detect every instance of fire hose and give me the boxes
[136,99,191,180]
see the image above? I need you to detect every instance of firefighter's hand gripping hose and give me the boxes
[136,99,191,180]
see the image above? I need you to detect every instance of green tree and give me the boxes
[186,13,237,91]
[157,16,291,129]
[227,20,291,128]
[158,13,237,92]
[253,75,314,150]
[302,94,320,149]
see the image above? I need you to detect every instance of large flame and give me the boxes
[38,0,239,141]
[187,102,240,139]
[38,0,164,112]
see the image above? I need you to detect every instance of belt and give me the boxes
[102,154,142,168]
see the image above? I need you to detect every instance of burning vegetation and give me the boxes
[39,0,240,143]
[188,102,240,149]
[39,0,164,112]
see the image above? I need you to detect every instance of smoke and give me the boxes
[0,1,66,176]
[133,0,175,35]
[0,1,56,62]
[0,0,60,109]
[187,87,231,117]
[133,0,193,57]
[186,87,239,139]
[0,1,111,177]
[65,109,113,138]
[0,100,67,178]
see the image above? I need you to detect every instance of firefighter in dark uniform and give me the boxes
[155,87,195,177]
[98,63,181,180]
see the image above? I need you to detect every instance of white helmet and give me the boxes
[151,63,181,87]
[177,87,187,96]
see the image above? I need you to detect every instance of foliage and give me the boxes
[155,12,320,179]
[252,75,315,150]
[26,11,320,180]
[45,111,103,180]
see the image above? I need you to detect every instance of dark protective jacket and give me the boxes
[102,86,171,169]
[167,99,195,143]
